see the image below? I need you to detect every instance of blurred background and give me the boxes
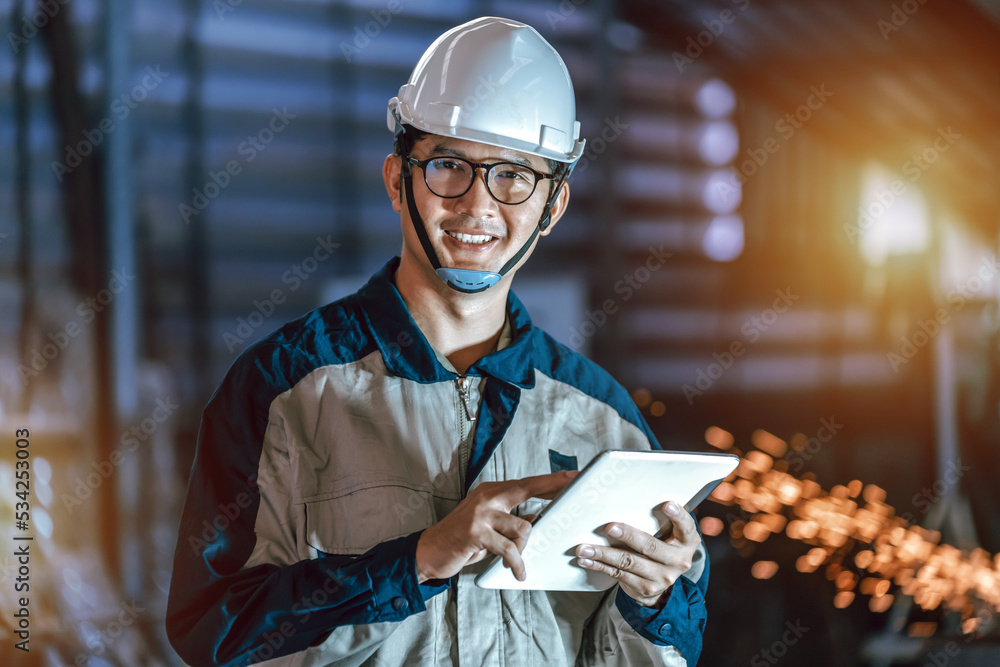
[1,0,999,664]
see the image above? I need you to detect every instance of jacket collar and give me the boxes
[357,257,537,389]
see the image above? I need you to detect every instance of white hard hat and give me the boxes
[387,16,585,164]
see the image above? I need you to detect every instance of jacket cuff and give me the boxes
[615,575,707,663]
[361,531,449,620]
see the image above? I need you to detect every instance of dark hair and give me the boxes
[393,124,562,176]
[392,124,428,158]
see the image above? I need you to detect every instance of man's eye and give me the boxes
[496,167,530,181]
[434,159,464,170]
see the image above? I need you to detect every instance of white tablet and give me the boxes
[474,449,739,591]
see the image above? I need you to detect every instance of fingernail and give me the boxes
[579,558,593,567]
[665,502,679,516]
[579,546,595,558]
[607,524,623,538]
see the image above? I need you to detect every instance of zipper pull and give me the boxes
[456,375,477,422]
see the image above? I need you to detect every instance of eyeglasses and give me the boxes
[407,155,554,205]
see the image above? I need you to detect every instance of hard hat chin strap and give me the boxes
[399,146,570,295]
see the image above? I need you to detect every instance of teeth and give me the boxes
[449,232,494,244]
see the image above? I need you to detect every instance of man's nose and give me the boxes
[453,167,500,217]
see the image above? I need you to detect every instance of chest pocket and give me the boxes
[302,481,436,556]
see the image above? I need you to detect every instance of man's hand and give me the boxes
[415,471,577,583]
[574,501,701,607]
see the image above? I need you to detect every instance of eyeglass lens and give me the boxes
[423,158,538,204]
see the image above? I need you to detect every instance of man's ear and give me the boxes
[540,181,571,236]
[383,153,403,213]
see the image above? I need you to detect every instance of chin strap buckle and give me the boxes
[435,268,502,293]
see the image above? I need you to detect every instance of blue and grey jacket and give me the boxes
[166,257,708,666]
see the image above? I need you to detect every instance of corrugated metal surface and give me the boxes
[2,1,999,664]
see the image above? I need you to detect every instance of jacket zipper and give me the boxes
[456,374,476,493]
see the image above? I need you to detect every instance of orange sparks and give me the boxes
[700,516,724,536]
[705,426,735,450]
[751,429,788,458]
[702,425,1000,629]
[752,561,779,580]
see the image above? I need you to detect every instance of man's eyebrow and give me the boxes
[428,143,535,169]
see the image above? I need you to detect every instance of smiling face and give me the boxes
[383,134,570,293]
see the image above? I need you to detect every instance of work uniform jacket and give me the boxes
[166,257,708,666]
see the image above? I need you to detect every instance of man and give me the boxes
[167,16,708,666]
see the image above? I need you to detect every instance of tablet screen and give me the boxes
[474,449,738,591]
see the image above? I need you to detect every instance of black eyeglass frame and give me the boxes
[406,155,557,205]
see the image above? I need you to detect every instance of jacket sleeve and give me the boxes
[576,540,708,666]
[165,349,449,666]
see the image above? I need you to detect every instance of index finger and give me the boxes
[662,502,699,546]
[492,470,579,510]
